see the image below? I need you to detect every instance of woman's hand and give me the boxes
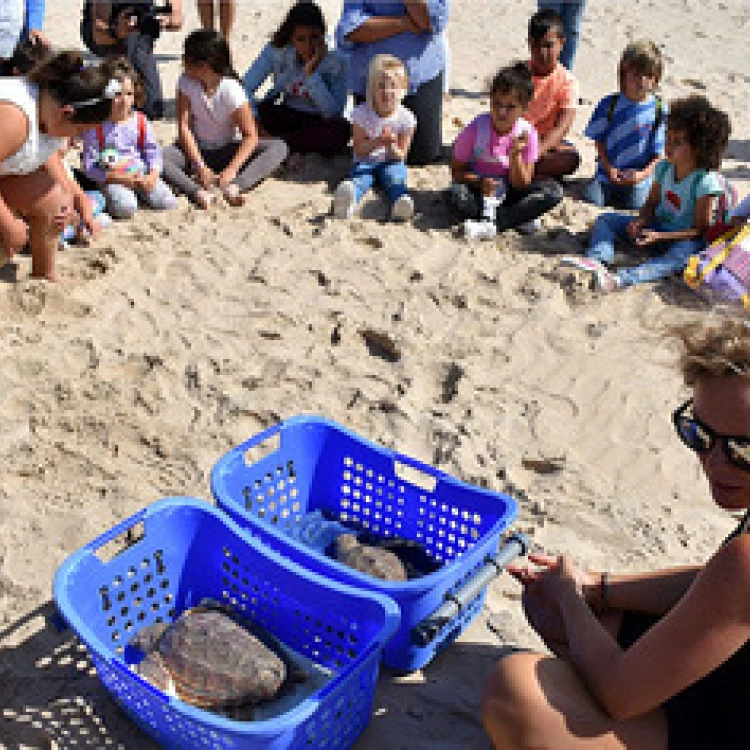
[509,553,603,653]
[74,192,101,240]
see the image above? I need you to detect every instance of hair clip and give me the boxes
[70,78,122,109]
[103,78,122,99]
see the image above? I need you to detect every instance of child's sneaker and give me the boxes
[333,180,357,219]
[464,219,497,241]
[559,255,607,274]
[516,218,542,234]
[592,267,622,293]
[391,194,414,222]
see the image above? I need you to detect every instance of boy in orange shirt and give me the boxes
[526,8,581,179]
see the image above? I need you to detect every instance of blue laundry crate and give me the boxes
[53,497,400,750]
[210,416,519,672]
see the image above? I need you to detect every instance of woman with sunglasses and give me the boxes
[482,316,750,750]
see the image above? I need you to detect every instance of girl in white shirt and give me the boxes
[162,30,288,208]
[0,51,115,280]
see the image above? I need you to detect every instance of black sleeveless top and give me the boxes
[618,509,750,749]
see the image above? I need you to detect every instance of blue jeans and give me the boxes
[537,0,587,70]
[350,160,408,204]
[584,176,653,210]
[587,212,704,287]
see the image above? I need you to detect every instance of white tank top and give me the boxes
[0,79,67,176]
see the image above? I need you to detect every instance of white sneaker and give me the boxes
[391,194,414,222]
[516,218,542,235]
[333,180,357,219]
[464,219,497,240]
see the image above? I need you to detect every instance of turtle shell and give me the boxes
[334,534,407,581]
[157,608,287,708]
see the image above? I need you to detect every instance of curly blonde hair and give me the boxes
[673,314,750,385]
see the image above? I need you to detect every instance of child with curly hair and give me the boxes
[562,95,730,292]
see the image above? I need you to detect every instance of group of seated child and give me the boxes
[0,3,743,295]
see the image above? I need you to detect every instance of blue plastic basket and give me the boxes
[53,497,400,750]
[210,416,519,672]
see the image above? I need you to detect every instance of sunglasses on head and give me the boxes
[672,399,750,471]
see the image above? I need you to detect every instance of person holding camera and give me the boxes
[80,0,184,120]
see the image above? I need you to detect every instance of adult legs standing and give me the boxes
[537,0,587,70]
[402,72,445,166]
[197,0,236,40]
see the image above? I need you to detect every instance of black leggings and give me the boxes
[618,611,750,749]
[354,71,445,166]
[449,180,563,231]
[80,21,164,120]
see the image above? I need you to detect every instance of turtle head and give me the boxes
[335,534,359,555]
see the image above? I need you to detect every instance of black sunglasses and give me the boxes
[672,399,750,471]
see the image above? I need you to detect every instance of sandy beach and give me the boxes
[1,0,749,747]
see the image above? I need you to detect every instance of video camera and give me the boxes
[110,2,173,41]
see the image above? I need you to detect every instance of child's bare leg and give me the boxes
[0,168,70,281]
[197,0,215,29]
[535,143,581,179]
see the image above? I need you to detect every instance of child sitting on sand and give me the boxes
[561,95,730,292]
[81,57,177,220]
[243,1,350,157]
[525,8,580,179]
[163,30,288,208]
[332,54,415,222]
[584,41,666,209]
[449,62,563,239]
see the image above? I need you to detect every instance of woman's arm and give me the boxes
[558,537,750,720]
[405,0,431,31]
[219,103,259,188]
[0,103,32,251]
[346,15,421,43]
[595,566,701,614]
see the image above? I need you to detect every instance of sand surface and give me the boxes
[1,0,749,747]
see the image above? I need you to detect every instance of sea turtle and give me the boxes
[129,603,303,711]
[333,533,408,581]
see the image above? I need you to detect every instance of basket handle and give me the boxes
[392,452,441,493]
[80,507,150,557]
[411,532,529,647]
[232,422,285,464]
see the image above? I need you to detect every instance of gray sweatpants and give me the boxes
[162,139,288,202]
